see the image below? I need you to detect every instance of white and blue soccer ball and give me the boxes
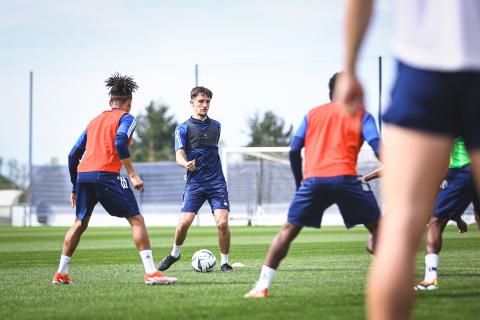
[191,249,216,272]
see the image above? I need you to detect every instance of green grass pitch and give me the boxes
[0,225,479,319]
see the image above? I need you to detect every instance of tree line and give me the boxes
[0,100,293,190]
[130,101,293,161]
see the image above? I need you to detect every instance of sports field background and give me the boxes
[1,225,479,320]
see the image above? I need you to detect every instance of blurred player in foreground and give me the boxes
[336,0,480,318]
[158,86,233,272]
[416,137,480,290]
[245,72,382,298]
[53,73,177,285]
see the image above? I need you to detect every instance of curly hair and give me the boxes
[105,73,139,102]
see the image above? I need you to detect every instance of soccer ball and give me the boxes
[191,249,216,272]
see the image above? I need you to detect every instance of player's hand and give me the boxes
[186,159,196,172]
[334,72,364,116]
[70,193,76,208]
[456,218,468,233]
[130,175,145,192]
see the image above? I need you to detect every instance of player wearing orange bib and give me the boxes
[245,73,381,298]
[52,74,176,286]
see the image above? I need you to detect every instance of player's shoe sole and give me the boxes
[414,279,439,290]
[244,288,269,298]
[52,272,73,285]
[144,271,177,285]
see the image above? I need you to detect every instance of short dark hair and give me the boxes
[190,86,213,99]
[105,73,139,103]
[328,72,342,101]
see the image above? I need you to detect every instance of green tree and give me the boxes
[245,110,293,147]
[130,101,178,161]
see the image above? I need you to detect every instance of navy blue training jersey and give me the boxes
[175,117,226,185]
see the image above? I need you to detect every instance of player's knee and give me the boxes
[216,220,229,232]
[281,223,301,241]
[179,217,194,229]
[127,214,145,227]
[73,219,89,233]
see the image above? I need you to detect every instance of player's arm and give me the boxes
[121,158,144,191]
[68,130,87,208]
[363,167,382,182]
[174,125,196,172]
[115,114,144,191]
[289,115,307,189]
[335,0,374,114]
[176,149,196,172]
[362,112,382,160]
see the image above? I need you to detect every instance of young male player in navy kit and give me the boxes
[52,73,177,285]
[245,72,381,298]
[158,86,233,272]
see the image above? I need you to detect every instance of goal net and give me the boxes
[222,146,382,226]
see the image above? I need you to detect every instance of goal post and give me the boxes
[221,146,294,226]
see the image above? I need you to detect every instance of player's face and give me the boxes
[190,93,210,118]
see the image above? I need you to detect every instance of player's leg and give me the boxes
[245,222,302,298]
[363,222,378,254]
[213,209,232,271]
[126,214,151,251]
[245,178,328,298]
[455,217,468,233]
[159,184,204,271]
[367,125,452,320]
[417,167,471,289]
[174,212,196,246]
[53,182,96,285]
[98,176,176,284]
[157,212,196,271]
[62,214,91,257]
[469,165,480,230]
[263,222,302,269]
[208,184,232,270]
[425,217,448,255]
[415,217,447,290]
[125,214,177,285]
[470,151,480,229]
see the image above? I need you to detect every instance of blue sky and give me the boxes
[0,0,395,167]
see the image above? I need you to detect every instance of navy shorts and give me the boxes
[434,166,480,220]
[383,62,480,149]
[76,175,140,221]
[181,183,230,214]
[287,176,380,228]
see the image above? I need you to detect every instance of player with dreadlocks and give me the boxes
[52,73,177,285]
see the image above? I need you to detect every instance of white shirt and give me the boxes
[393,0,480,71]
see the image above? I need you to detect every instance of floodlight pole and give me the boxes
[195,64,199,87]
[28,71,33,227]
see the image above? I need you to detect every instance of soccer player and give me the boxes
[245,72,381,298]
[336,0,480,318]
[157,86,233,272]
[416,137,480,290]
[52,73,177,285]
